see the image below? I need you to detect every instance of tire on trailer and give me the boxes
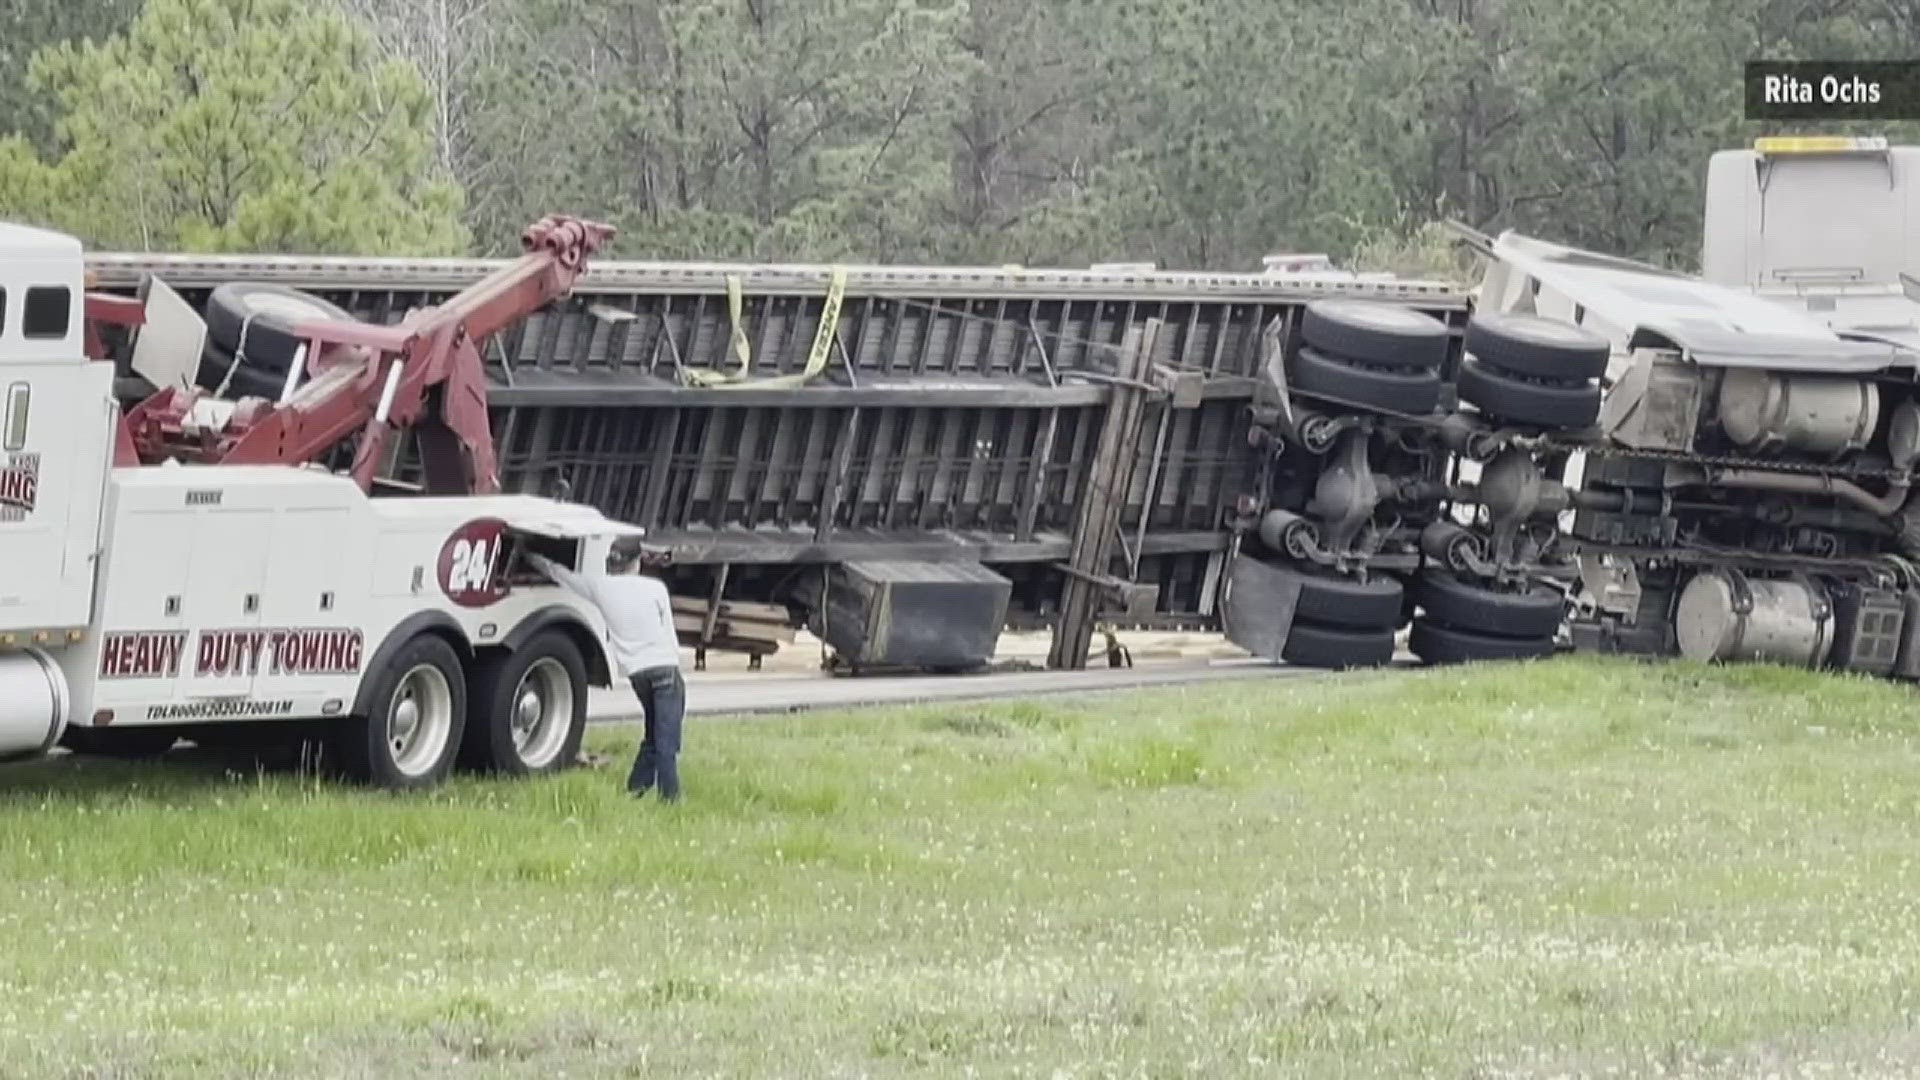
[1465,313,1611,382]
[1413,570,1567,639]
[204,283,355,375]
[1300,299,1450,371]
[1289,347,1443,415]
[461,630,589,776]
[341,634,468,790]
[1408,618,1556,665]
[1259,561,1404,630]
[1281,619,1397,669]
[1456,358,1601,430]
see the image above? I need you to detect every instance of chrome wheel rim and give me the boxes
[511,658,574,768]
[387,664,454,776]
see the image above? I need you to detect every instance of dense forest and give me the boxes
[1,0,1913,273]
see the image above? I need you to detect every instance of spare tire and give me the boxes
[1413,570,1566,639]
[1289,347,1443,416]
[1300,299,1450,370]
[197,344,296,401]
[1466,313,1610,382]
[204,283,354,375]
[1457,358,1600,430]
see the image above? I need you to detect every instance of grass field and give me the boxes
[4,657,1920,1077]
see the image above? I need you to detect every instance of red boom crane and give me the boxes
[115,215,615,495]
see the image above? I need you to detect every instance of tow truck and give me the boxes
[0,214,646,789]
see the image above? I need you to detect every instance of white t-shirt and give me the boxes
[528,555,680,675]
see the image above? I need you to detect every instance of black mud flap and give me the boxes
[1220,553,1305,664]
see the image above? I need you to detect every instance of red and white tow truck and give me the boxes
[0,215,646,789]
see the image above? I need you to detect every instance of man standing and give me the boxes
[525,548,685,801]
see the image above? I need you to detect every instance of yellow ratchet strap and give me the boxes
[682,268,847,389]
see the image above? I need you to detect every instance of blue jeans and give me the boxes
[627,666,685,800]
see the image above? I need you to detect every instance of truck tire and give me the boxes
[1262,561,1404,630]
[204,283,354,375]
[1409,618,1556,665]
[1282,620,1397,669]
[1300,300,1449,370]
[343,634,468,790]
[1465,313,1611,381]
[462,631,589,776]
[197,347,293,401]
[1457,358,1601,430]
[1289,347,1443,416]
[1413,570,1566,639]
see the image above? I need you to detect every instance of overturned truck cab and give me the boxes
[1218,211,1920,683]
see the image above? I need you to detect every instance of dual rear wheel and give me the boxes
[1287,300,1450,416]
[1260,565,1568,669]
[1262,562,1402,670]
[1407,570,1564,665]
[342,630,589,790]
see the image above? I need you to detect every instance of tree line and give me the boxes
[2,0,1914,274]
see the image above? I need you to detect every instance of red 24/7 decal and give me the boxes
[437,518,510,608]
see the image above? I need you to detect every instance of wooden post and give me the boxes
[1049,320,1160,670]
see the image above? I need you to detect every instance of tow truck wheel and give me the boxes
[344,635,467,790]
[463,631,589,776]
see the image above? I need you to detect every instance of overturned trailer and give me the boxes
[83,252,1468,669]
[74,138,1920,687]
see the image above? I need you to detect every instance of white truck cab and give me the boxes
[0,221,643,789]
[1704,135,1920,353]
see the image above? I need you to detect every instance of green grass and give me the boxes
[5,657,1920,1077]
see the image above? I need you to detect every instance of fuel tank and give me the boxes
[1674,568,1833,668]
[0,650,69,761]
[1716,370,1878,460]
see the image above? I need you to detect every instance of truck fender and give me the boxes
[350,611,472,718]
[498,605,616,688]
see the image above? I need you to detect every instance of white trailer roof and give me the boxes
[83,250,1471,305]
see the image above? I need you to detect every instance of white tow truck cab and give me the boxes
[0,221,641,789]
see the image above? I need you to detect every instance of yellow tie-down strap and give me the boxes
[681,268,848,389]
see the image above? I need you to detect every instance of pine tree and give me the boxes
[0,0,468,254]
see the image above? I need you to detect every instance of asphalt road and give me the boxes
[582,657,1384,723]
